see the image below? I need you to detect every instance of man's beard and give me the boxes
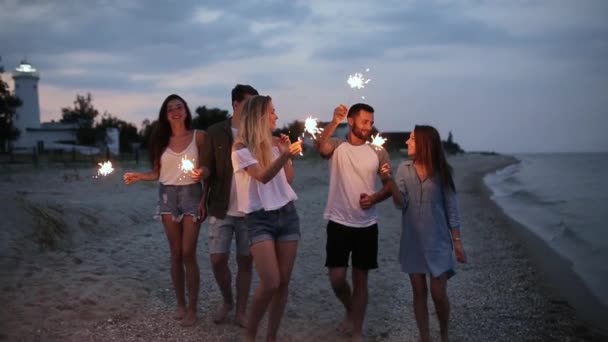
[352,124,371,141]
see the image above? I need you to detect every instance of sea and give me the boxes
[484,153,608,307]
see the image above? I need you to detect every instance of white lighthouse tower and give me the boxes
[12,60,41,148]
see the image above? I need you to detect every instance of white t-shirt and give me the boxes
[226,128,244,217]
[323,139,390,227]
[232,146,298,214]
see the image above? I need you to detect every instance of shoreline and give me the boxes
[481,157,608,335]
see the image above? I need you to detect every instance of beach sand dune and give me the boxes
[0,154,605,341]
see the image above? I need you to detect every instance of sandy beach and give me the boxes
[0,153,606,341]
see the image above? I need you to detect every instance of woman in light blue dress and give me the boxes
[381,125,466,342]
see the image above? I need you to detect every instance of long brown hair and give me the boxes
[413,125,455,191]
[234,95,274,168]
[148,94,193,170]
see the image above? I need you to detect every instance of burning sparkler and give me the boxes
[368,133,387,150]
[303,116,324,140]
[97,161,114,177]
[180,156,195,173]
[347,73,371,90]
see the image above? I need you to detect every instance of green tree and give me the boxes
[0,57,22,152]
[275,120,305,143]
[192,106,229,130]
[60,93,99,145]
[96,113,140,153]
[139,119,156,149]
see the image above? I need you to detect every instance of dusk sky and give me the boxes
[1,0,607,153]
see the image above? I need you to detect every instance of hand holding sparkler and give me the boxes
[379,162,393,181]
[278,134,303,157]
[332,104,348,124]
[123,172,141,185]
[190,168,204,182]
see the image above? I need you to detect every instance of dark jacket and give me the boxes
[200,119,235,219]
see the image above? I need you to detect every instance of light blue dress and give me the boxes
[395,161,461,278]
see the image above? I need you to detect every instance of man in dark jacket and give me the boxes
[200,84,259,326]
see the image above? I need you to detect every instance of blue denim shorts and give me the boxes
[156,183,202,222]
[245,201,300,245]
[207,215,249,256]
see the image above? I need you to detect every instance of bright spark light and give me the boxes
[303,116,324,140]
[180,156,195,173]
[369,134,387,150]
[347,73,371,89]
[97,161,114,177]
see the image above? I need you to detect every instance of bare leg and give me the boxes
[266,241,298,342]
[210,253,233,323]
[350,268,369,342]
[430,274,450,342]
[236,254,253,327]
[244,241,280,342]
[328,267,353,334]
[162,215,186,320]
[410,274,430,342]
[180,216,201,327]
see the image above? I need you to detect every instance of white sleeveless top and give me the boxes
[231,146,297,214]
[159,130,199,186]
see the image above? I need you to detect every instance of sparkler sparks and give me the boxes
[303,116,324,140]
[368,133,387,150]
[347,73,371,90]
[97,161,114,177]
[180,156,195,173]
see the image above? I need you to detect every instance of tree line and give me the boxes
[1,58,462,154]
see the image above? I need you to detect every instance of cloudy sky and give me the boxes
[1,0,607,153]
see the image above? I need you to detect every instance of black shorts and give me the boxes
[325,220,378,270]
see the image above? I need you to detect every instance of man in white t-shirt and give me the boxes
[315,103,392,342]
[199,84,258,327]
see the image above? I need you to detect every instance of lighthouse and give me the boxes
[12,60,41,148]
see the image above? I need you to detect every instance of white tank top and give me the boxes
[159,130,199,185]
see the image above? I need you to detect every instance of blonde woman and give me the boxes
[231,95,302,342]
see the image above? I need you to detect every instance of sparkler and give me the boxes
[97,161,114,177]
[368,133,387,150]
[303,116,324,140]
[347,67,372,100]
[347,73,371,90]
[180,156,195,173]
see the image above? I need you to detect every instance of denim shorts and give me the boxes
[245,201,300,245]
[207,215,249,256]
[156,183,202,222]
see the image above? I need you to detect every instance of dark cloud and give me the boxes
[1,0,311,74]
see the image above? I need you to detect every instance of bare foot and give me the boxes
[338,313,354,334]
[235,311,248,328]
[213,302,233,324]
[173,305,186,320]
[180,310,197,327]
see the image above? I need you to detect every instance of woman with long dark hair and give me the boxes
[382,125,466,342]
[123,94,206,327]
